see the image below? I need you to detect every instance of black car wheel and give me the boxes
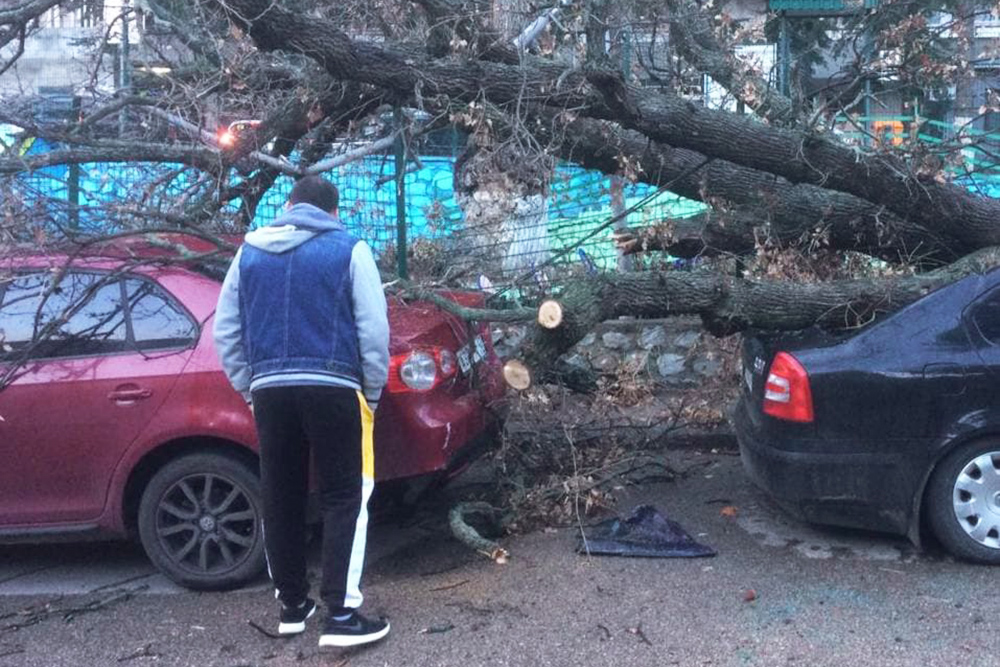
[138,453,266,589]
[927,440,1000,564]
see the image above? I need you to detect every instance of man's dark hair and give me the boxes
[289,175,339,212]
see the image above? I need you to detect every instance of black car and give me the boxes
[735,267,1000,563]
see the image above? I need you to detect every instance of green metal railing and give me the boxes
[769,0,878,12]
[831,113,1000,180]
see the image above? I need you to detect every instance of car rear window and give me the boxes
[124,278,198,350]
[971,288,1000,346]
[0,272,128,358]
[0,271,197,361]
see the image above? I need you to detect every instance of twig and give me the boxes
[247,619,285,639]
[87,573,157,595]
[117,643,160,662]
[418,623,455,634]
[61,586,148,623]
[2,586,146,633]
[627,624,653,646]
[566,425,590,557]
[429,579,470,592]
[0,565,55,586]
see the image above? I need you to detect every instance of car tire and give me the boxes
[138,453,266,590]
[927,439,1000,564]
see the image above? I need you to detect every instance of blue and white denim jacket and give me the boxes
[213,203,389,408]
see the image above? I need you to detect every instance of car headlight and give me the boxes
[399,351,437,391]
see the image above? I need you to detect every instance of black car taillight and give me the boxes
[762,351,814,423]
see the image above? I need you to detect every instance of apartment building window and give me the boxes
[82,0,105,27]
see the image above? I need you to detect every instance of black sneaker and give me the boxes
[318,611,390,648]
[278,597,317,635]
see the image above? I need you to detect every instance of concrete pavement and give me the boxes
[0,448,995,667]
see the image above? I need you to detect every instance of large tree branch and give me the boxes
[612,211,758,258]
[0,0,62,27]
[0,143,221,175]
[547,116,962,263]
[218,0,602,108]
[592,75,1000,251]
[216,0,1000,255]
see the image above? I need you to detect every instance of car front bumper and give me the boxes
[733,398,915,537]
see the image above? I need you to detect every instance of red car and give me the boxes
[0,237,502,589]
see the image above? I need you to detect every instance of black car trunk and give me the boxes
[740,327,850,434]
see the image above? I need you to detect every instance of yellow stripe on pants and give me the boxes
[344,391,375,608]
[357,391,375,480]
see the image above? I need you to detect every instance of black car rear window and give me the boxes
[971,288,1000,346]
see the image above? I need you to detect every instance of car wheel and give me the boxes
[138,453,266,590]
[927,440,1000,564]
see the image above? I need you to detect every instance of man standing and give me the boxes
[213,175,390,648]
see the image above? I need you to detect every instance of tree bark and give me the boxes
[512,246,1000,381]
[594,76,1000,250]
[548,116,962,263]
[612,212,758,258]
[0,144,221,175]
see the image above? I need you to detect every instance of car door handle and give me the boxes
[108,387,153,402]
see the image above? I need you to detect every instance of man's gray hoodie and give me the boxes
[213,204,389,408]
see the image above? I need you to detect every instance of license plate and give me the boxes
[457,348,472,374]
[457,335,486,375]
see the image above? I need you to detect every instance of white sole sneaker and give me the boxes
[278,604,316,635]
[318,620,390,647]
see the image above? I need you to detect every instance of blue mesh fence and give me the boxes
[5,125,709,293]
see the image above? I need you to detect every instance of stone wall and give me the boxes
[495,317,741,448]
[494,316,738,390]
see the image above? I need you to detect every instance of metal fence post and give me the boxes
[68,96,81,229]
[393,106,408,279]
[778,13,790,97]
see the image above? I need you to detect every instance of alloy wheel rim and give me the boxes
[155,473,258,574]
[952,452,1000,550]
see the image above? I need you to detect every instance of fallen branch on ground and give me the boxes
[448,502,509,563]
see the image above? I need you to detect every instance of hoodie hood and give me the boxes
[244,203,346,254]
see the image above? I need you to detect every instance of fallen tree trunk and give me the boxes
[593,76,1000,251]
[549,116,964,263]
[511,247,1000,385]
[612,212,758,258]
[410,246,999,387]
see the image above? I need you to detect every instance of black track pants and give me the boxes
[252,385,375,612]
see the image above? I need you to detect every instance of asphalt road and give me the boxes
[1,448,996,667]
